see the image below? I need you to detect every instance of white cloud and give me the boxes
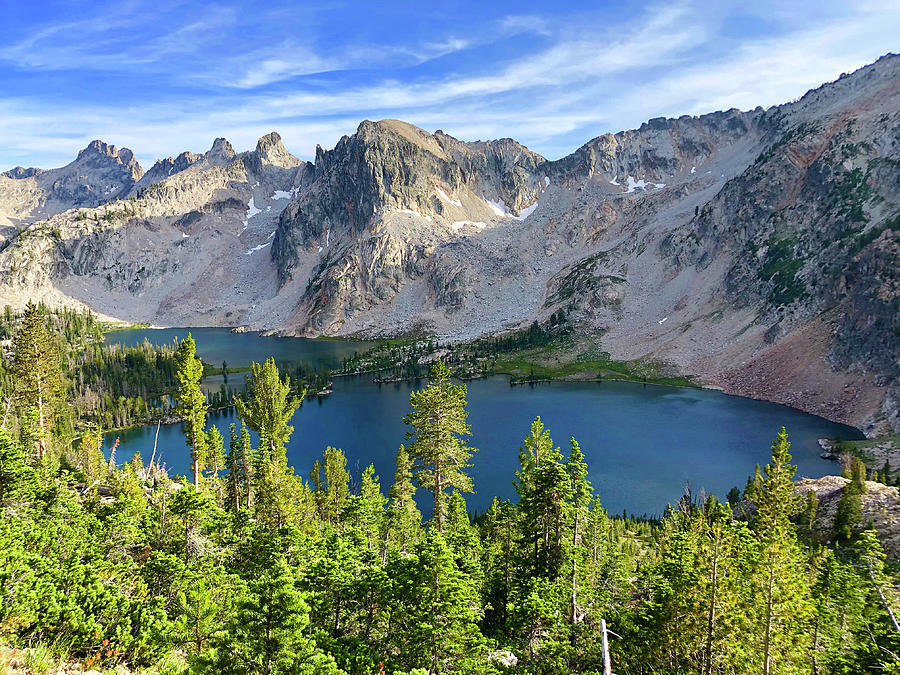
[1,1,899,169]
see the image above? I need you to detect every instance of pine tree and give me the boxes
[175,333,208,491]
[835,463,865,542]
[386,445,421,556]
[233,358,303,463]
[393,531,485,673]
[204,558,343,674]
[234,359,303,528]
[240,425,256,510]
[226,424,245,512]
[566,437,592,626]
[514,417,573,580]
[753,427,811,675]
[347,464,385,552]
[0,427,34,503]
[310,446,350,528]
[11,301,63,458]
[403,361,477,531]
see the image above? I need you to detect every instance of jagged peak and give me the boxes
[76,139,135,163]
[254,131,300,168]
[206,137,235,164]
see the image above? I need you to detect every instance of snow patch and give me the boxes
[658,316,668,325]
[435,186,462,207]
[512,201,538,220]
[317,246,323,253]
[181,232,189,238]
[623,176,665,193]
[609,176,620,186]
[690,166,696,174]
[325,228,330,247]
[544,176,550,188]
[245,241,271,255]
[271,190,292,200]
[483,196,511,218]
[241,196,262,230]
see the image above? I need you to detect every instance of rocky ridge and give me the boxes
[0,55,898,434]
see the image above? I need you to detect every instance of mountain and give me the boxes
[0,140,143,235]
[0,55,897,435]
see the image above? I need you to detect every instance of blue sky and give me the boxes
[1,0,898,170]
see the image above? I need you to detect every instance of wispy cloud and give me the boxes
[1,0,898,169]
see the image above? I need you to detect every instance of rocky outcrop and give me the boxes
[796,476,900,560]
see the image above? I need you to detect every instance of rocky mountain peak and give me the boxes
[207,137,235,165]
[73,140,143,181]
[254,131,301,169]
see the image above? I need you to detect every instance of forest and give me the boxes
[0,301,898,674]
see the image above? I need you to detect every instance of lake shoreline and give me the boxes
[104,325,868,438]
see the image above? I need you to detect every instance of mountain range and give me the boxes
[1,54,897,436]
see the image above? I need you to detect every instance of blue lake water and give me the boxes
[102,327,863,517]
[105,326,367,370]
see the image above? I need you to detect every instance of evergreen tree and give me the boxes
[752,427,811,675]
[11,301,63,458]
[347,464,386,552]
[175,333,208,490]
[226,424,245,512]
[310,446,351,528]
[233,358,303,463]
[392,531,486,673]
[0,427,33,503]
[835,462,866,542]
[240,425,256,510]
[203,558,343,674]
[386,445,422,556]
[403,362,477,531]
[566,438,592,626]
[514,417,573,580]
[234,359,303,528]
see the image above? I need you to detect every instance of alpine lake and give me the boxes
[104,327,864,517]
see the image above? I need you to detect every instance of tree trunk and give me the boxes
[763,556,775,675]
[703,530,720,675]
[570,510,580,626]
[601,618,612,675]
[434,458,443,531]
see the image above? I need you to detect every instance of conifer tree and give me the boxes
[204,558,343,674]
[11,301,63,458]
[566,438,592,625]
[234,359,303,528]
[0,427,33,503]
[310,446,350,528]
[393,531,485,673]
[175,334,208,490]
[239,425,256,509]
[386,445,421,556]
[403,361,476,531]
[226,424,245,512]
[753,427,811,675]
[347,464,385,552]
[233,358,303,463]
[515,417,573,580]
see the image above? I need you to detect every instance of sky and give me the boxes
[1,0,898,170]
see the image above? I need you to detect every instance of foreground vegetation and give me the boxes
[1,302,898,674]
